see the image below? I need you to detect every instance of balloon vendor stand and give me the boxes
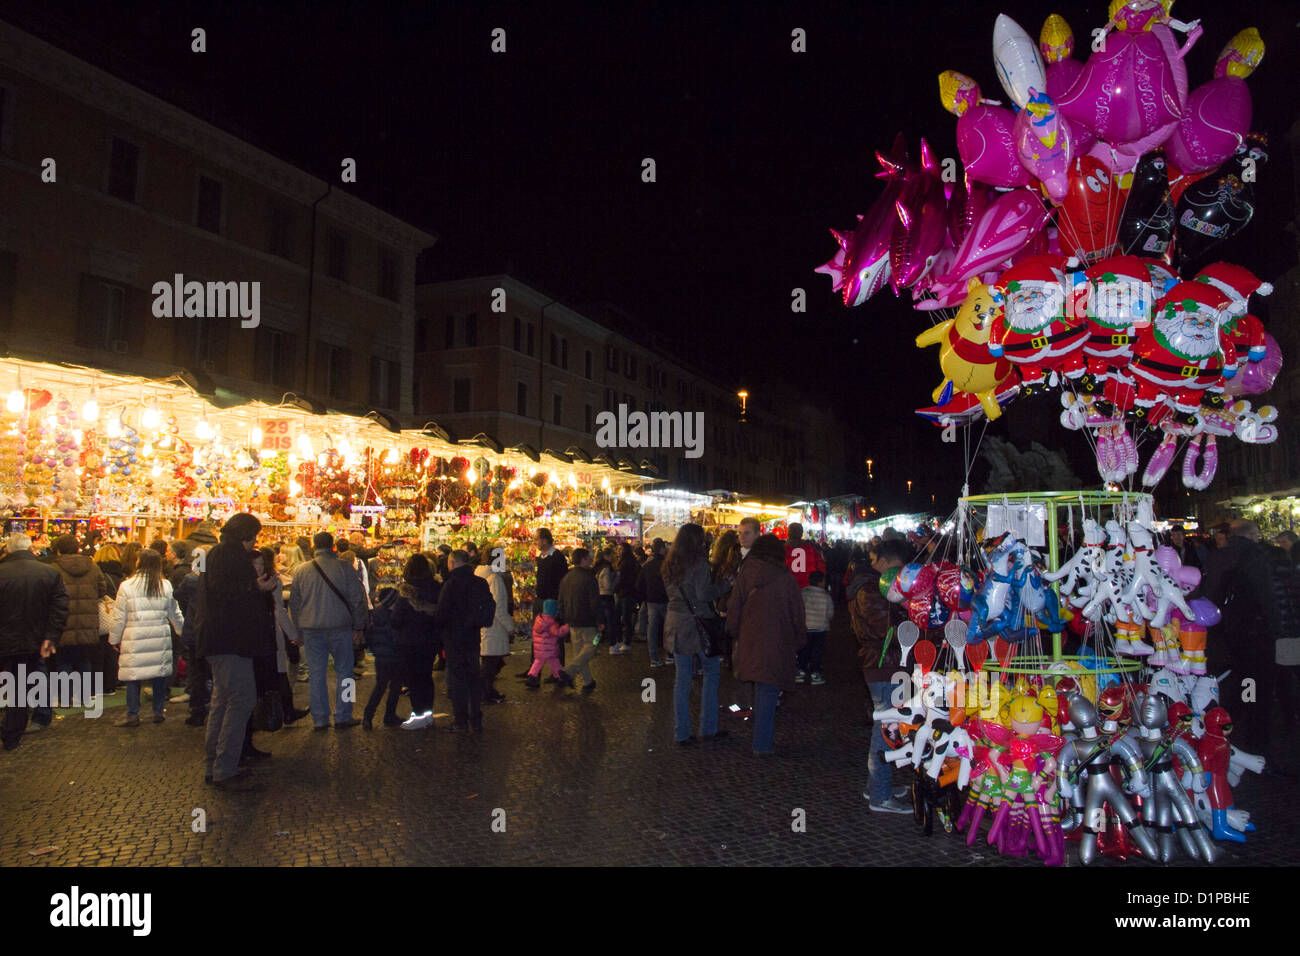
[957,490,1146,695]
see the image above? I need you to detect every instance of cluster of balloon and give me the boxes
[816,3,1276,493]
[1058,257,1279,488]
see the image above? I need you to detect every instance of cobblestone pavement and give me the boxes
[2,610,1296,867]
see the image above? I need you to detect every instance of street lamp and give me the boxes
[865,458,874,481]
[907,479,913,495]
[737,389,749,423]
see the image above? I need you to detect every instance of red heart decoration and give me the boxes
[966,643,989,672]
[994,637,1014,670]
[913,639,937,675]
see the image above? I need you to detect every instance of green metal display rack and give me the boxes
[958,490,1148,678]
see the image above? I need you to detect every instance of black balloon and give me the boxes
[1175,133,1267,273]
[1118,151,1174,260]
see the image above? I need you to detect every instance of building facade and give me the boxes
[414,275,864,499]
[0,21,433,421]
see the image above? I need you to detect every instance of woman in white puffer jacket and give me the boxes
[109,549,184,727]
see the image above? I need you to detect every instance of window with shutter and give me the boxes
[465,313,478,347]
[516,382,527,417]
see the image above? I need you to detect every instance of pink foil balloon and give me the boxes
[1014,88,1075,203]
[1046,58,1083,101]
[1224,333,1282,397]
[937,187,1050,287]
[816,138,909,306]
[1057,28,1183,157]
[1166,77,1253,175]
[958,104,1032,188]
[890,141,949,292]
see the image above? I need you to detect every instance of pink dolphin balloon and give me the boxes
[816,137,909,306]
[890,141,949,292]
[936,186,1050,288]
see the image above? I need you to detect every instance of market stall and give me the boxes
[693,495,801,538]
[0,357,656,582]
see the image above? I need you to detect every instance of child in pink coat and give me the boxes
[525,598,568,688]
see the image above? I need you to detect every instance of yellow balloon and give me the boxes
[1218,27,1265,80]
[938,70,979,117]
[1039,13,1074,64]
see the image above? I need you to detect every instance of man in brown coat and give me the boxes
[51,535,108,704]
[727,534,806,756]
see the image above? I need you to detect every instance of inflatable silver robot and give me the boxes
[1132,693,1219,863]
[1057,695,1158,865]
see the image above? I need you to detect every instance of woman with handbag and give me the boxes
[108,549,184,727]
[726,534,807,756]
[663,523,731,746]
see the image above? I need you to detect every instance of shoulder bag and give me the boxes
[313,559,367,632]
[681,587,726,658]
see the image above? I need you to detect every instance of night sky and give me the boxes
[4,0,1298,503]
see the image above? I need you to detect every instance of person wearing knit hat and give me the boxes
[1128,281,1237,422]
[1078,254,1155,395]
[987,255,1088,393]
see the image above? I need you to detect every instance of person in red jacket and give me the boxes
[784,523,826,589]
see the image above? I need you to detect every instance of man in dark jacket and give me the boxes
[531,528,568,667]
[534,529,568,604]
[557,548,603,692]
[434,550,494,731]
[1202,519,1280,755]
[0,533,70,750]
[637,539,669,666]
[171,540,209,725]
[196,514,277,789]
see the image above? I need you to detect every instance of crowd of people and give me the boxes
[3,510,1293,799]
